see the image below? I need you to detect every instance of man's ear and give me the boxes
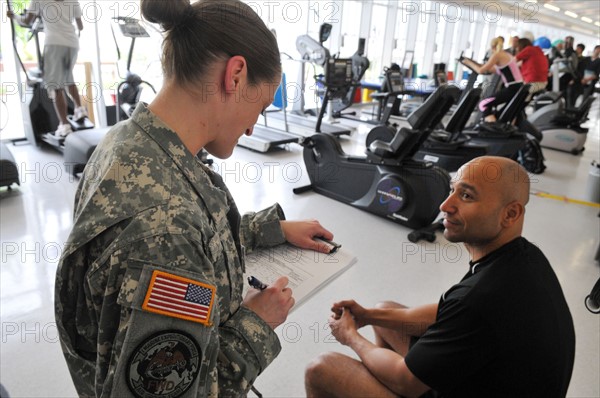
[224,56,247,93]
[502,201,524,227]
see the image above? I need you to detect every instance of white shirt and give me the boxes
[28,0,82,48]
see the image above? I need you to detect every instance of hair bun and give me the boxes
[141,0,191,31]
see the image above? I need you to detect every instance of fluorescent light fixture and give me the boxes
[564,11,577,18]
[581,17,593,23]
[543,3,560,12]
[595,21,600,27]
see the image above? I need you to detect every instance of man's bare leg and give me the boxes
[305,351,398,398]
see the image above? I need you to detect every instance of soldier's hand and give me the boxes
[280,220,334,254]
[242,276,294,329]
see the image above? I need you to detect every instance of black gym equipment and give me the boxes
[238,24,348,152]
[295,85,460,230]
[0,142,20,189]
[110,16,157,123]
[288,24,353,136]
[366,53,546,174]
[315,57,355,133]
[368,64,406,125]
[328,38,371,121]
[407,219,444,243]
[585,277,600,314]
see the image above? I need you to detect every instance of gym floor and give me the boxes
[1,102,598,397]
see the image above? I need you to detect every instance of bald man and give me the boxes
[305,157,575,398]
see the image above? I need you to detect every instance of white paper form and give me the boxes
[243,243,357,310]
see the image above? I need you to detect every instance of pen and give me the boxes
[248,276,268,291]
[314,237,342,253]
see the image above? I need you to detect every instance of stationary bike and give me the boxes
[296,79,458,230]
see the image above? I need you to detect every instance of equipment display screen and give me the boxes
[325,58,353,88]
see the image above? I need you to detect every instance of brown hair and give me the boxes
[140,0,281,86]
[517,38,532,51]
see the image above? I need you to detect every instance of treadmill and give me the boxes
[237,124,299,152]
[236,79,301,152]
[263,111,352,137]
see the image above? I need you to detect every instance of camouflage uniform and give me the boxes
[55,103,287,397]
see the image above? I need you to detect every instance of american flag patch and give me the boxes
[142,270,216,325]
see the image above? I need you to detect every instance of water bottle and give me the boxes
[584,160,600,204]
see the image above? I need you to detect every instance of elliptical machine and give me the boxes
[329,38,370,120]
[295,84,459,230]
[110,17,157,123]
[8,4,94,150]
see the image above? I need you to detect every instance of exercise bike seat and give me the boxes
[561,96,596,124]
[369,127,421,158]
[407,85,461,131]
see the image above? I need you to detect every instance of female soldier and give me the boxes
[55,0,334,396]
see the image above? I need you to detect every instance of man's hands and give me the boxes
[242,276,294,329]
[331,299,369,329]
[280,220,334,254]
[6,10,33,27]
[329,300,369,346]
[329,307,360,346]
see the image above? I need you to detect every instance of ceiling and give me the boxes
[498,0,600,37]
[438,1,600,38]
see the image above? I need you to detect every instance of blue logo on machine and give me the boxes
[556,134,574,143]
[376,178,405,213]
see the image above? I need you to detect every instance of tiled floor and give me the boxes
[1,101,599,397]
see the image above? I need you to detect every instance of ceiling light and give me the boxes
[595,21,600,27]
[581,17,593,23]
[543,3,560,12]
[564,11,577,18]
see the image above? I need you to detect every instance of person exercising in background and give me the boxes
[7,0,88,138]
[581,45,600,99]
[515,38,549,100]
[460,49,524,122]
[506,35,519,55]
[305,156,575,398]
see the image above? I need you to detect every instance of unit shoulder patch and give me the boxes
[127,331,201,397]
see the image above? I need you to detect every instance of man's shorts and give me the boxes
[43,45,78,91]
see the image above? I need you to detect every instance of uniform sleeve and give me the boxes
[217,306,281,395]
[404,298,495,393]
[239,203,286,252]
[82,231,280,397]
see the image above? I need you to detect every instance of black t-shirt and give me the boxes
[405,237,575,398]
[585,58,600,83]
